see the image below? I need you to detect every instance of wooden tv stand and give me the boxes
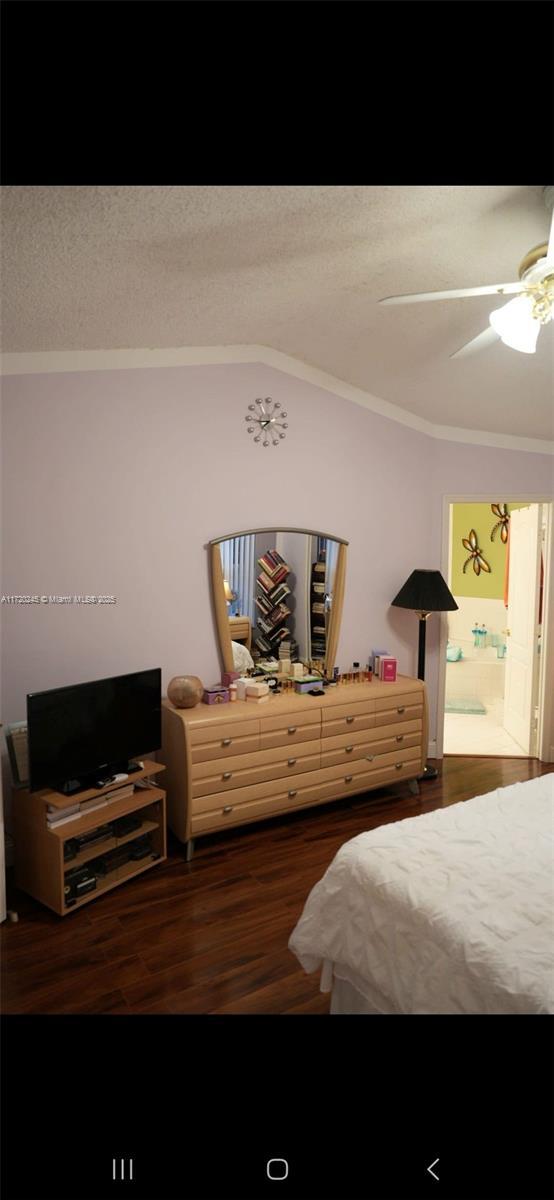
[13,760,166,916]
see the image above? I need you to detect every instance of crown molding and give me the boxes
[2,342,552,456]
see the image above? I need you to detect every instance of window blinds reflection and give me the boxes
[219,534,256,621]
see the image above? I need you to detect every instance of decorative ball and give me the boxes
[167,675,204,708]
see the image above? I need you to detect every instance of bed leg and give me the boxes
[408,778,420,797]
[185,839,195,863]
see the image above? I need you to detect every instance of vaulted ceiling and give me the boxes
[2,185,552,441]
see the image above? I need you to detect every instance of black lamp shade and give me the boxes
[391,569,458,613]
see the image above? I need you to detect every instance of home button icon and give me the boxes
[267,1158,289,1181]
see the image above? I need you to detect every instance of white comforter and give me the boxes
[289,774,554,1014]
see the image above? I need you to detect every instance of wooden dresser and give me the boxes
[161,676,427,859]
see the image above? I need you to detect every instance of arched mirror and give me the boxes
[209,528,348,676]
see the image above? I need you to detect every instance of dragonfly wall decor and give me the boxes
[490,503,510,543]
[462,529,491,575]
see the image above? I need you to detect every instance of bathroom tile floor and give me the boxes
[443,711,528,757]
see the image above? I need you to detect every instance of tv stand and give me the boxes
[59,760,144,796]
[13,760,167,916]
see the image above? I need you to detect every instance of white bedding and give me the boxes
[289,774,554,1014]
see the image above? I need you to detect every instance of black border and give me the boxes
[1,1,553,184]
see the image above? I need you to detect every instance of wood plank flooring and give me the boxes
[2,756,552,1015]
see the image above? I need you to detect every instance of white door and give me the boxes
[503,505,542,753]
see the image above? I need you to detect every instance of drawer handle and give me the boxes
[366,754,375,762]
[288,789,297,798]
[346,716,354,724]
[222,771,232,780]
[345,774,353,783]
[396,735,404,743]
[222,738,232,747]
[223,805,233,813]
[288,726,297,734]
[397,707,405,714]
[288,758,297,766]
[345,746,354,753]
[395,762,403,770]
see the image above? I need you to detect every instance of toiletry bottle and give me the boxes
[352,662,360,682]
[229,683,237,702]
[472,623,479,648]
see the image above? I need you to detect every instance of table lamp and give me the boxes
[391,569,458,780]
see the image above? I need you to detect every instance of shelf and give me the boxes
[63,819,159,872]
[43,759,165,811]
[63,852,166,912]
[48,786,165,839]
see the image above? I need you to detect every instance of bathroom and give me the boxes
[443,502,543,757]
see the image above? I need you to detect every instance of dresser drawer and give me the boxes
[322,716,421,752]
[321,730,422,768]
[321,710,376,738]
[316,756,422,803]
[322,698,376,723]
[375,690,421,713]
[259,708,319,733]
[191,757,421,834]
[374,702,423,727]
[189,717,259,745]
[190,730,260,764]
[259,721,321,752]
[191,763,329,816]
[191,741,321,798]
[322,744,417,785]
[191,774,346,835]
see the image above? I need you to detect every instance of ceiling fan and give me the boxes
[379,186,554,358]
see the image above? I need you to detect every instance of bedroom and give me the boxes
[1,184,553,1024]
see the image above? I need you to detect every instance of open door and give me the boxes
[503,505,542,753]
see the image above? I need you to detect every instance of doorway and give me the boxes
[439,498,552,760]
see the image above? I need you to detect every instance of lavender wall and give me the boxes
[2,363,552,759]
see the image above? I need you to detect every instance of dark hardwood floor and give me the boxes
[2,756,552,1015]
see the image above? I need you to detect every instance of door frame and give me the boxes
[437,493,554,762]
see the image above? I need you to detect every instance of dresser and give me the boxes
[161,676,428,859]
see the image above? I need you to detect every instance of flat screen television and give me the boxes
[27,668,162,794]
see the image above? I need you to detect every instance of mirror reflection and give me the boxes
[212,529,346,675]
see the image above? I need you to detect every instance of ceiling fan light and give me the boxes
[489,294,540,354]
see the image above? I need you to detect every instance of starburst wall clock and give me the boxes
[244,397,288,446]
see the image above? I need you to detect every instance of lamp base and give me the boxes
[421,763,438,781]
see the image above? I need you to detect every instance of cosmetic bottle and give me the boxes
[352,662,360,682]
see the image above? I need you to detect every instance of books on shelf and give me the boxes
[257,571,277,595]
[257,550,287,576]
[255,593,274,617]
[269,581,290,606]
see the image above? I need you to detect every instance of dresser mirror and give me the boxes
[209,528,348,675]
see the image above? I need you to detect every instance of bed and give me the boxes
[289,773,554,1014]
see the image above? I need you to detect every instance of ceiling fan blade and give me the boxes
[379,282,522,305]
[450,325,501,359]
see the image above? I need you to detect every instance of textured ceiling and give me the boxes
[2,185,553,441]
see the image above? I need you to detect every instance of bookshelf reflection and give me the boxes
[210,528,348,676]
